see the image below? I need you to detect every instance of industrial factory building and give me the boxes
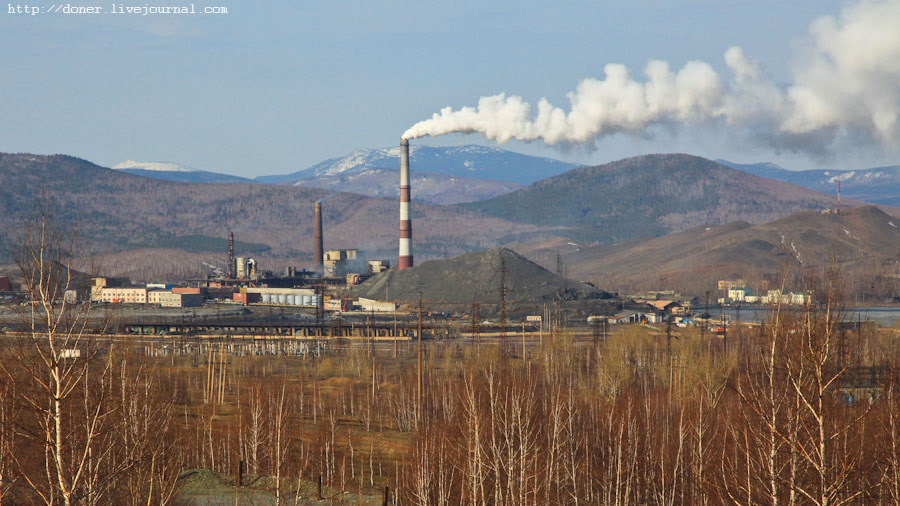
[97,286,203,307]
[159,292,203,308]
[90,276,131,302]
[240,287,320,306]
[357,297,397,312]
[148,289,166,304]
[99,287,148,304]
[324,249,359,277]
[235,257,258,279]
[368,260,390,273]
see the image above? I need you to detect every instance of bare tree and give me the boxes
[782,271,868,506]
[1,205,117,506]
[0,378,16,506]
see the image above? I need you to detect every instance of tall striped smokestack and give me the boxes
[398,138,413,269]
[314,201,324,274]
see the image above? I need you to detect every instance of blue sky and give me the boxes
[4,0,895,177]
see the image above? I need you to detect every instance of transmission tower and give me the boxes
[315,284,325,326]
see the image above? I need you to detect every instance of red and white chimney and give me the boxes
[399,138,413,269]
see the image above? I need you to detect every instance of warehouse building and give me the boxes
[159,292,203,308]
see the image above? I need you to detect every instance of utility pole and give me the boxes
[666,315,674,389]
[717,302,725,355]
[723,317,728,354]
[498,254,508,341]
[471,292,481,354]
[555,299,562,333]
[522,322,526,360]
[666,316,673,359]
[702,290,710,342]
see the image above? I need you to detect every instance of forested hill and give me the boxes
[464,154,845,244]
[0,153,541,262]
[545,205,900,296]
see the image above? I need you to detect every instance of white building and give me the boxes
[100,287,147,304]
[727,287,754,303]
[761,289,809,305]
[357,298,397,312]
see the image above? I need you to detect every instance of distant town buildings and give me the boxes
[718,285,809,305]
[718,279,746,292]
[727,287,757,303]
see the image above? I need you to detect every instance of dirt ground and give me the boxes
[176,469,385,505]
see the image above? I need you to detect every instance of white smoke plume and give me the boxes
[402,0,900,155]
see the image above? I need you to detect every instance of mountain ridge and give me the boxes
[536,205,900,297]
[256,144,578,185]
[0,152,543,265]
[719,159,900,206]
[465,153,854,245]
[289,167,523,205]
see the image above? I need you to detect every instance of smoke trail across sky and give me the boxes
[402,0,900,157]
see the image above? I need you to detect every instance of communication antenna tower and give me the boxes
[837,179,842,213]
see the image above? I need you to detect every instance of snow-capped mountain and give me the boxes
[113,160,253,184]
[291,168,524,205]
[114,160,196,172]
[719,159,900,206]
[256,145,579,186]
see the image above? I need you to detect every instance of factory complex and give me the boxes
[85,191,403,313]
[88,139,417,314]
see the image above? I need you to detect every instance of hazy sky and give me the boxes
[3,0,896,177]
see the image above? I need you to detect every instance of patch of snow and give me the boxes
[790,241,802,266]
[890,221,897,228]
[453,145,497,154]
[826,171,855,185]
[321,149,374,176]
[114,160,195,172]
[704,227,711,231]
